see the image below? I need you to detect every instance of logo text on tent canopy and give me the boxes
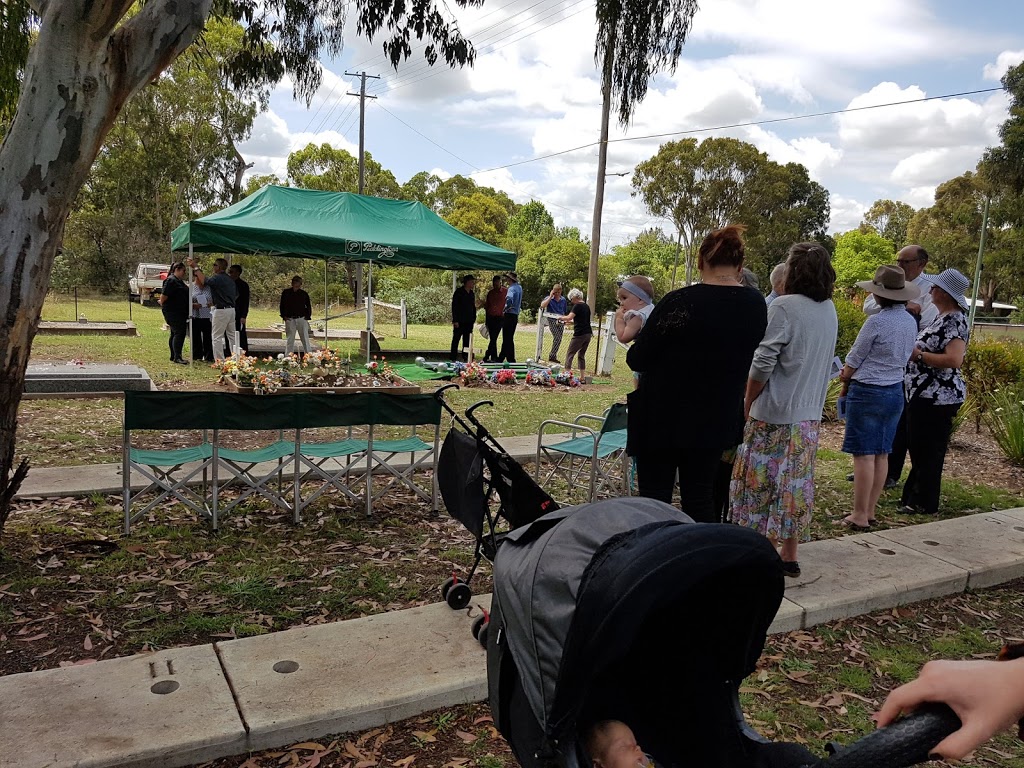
[345,241,397,258]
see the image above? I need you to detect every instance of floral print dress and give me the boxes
[730,419,819,542]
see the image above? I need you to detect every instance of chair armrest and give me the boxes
[573,413,606,428]
[537,419,598,445]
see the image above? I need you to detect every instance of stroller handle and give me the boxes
[435,383,461,400]
[817,703,961,768]
[467,400,494,421]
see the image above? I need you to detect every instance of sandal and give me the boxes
[781,561,801,577]
[840,516,872,532]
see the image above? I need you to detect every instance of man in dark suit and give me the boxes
[450,274,479,360]
[228,264,250,354]
[158,262,189,364]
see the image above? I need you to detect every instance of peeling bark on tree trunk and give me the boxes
[0,0,212,531]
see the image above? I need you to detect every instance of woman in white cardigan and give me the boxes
[730,242,838,577]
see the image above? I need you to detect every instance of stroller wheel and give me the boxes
[471,615,490,648]
[446,582,472,610]
[440,577,457,601]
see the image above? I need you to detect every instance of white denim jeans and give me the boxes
[285,317,312,355]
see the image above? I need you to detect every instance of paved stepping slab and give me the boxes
[0,644,245,768]
[782,532,969,627]
[873,511,1024,589]
[217,600,487,752]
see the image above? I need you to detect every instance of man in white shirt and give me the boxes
[863,245,938,327]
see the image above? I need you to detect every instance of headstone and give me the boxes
[24,363,153,393]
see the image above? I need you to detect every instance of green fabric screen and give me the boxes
[170,185,516,271]
[125,391,441,431]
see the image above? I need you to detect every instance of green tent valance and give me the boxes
[170,185,516,271]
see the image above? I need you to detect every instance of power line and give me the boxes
[373,102,481,169]
[473,86,1005,174]
[368,0,594,98]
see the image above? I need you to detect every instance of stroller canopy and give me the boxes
[493,497,784,747]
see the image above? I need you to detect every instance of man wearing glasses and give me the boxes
[863,245,938,327]
[860,244,937,490]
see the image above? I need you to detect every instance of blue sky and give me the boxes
[239,0,1024,248]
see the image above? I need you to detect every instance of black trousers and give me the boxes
[235,317,249,353]
[191,317,214,361]
[450,324,472,359]
[635,445,724,524]
[902,398,960,515]
[886,403,909,482]
[484,315,503,361]
[167,320,187,361]
[499,312,518,363]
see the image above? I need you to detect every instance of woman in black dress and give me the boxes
[627,224,767,523]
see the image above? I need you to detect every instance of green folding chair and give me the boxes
[535,402,629,503]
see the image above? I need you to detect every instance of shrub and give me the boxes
[962,338,1024,398]
[986,388,1024,465]
[404,285,455,325]
[834,295,866,360]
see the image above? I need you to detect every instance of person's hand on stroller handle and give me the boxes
[875,655,1024,760]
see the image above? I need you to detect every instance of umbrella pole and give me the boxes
[324,260,328,350]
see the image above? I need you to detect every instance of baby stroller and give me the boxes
[486,496,962,768]
[434,384,559,638]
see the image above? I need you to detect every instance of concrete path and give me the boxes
[3,509,1024,768]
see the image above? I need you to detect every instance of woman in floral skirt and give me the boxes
[730,242,838,577]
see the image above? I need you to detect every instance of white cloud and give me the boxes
[238,109,360,181]
[890,147,986,188]
[983,50,1024,81]
[901,186,937,209]
[829,195,868,234]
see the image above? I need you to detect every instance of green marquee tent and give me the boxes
[170,185,517,271]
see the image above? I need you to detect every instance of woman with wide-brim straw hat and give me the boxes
[838,265,922,530]
[899,268,972,516]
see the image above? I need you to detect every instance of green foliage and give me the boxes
[513,234,591,310]
[287,143,401,198]
[832,230,895,288]
[859,199,915,249]
[0,0,32,122]
[595,0,699,125]
[632,137,829,287]
[403,285,456,325]
[962,339,1024,400]
[505,200,555,243]
[445,192,509,245]
[986,388,1024,465]
[833,295,866,360]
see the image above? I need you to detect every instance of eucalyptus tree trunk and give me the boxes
[0,0,211,529]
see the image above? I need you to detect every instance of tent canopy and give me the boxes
[170,185,516,271]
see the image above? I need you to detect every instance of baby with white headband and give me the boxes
[614,275,655,345]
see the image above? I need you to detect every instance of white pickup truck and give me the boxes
[128,263,169,303]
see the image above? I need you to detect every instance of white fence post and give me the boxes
[400,298,407,339]
[599,311,618,376]
[535,308,545,360]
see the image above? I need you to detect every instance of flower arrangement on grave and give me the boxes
[458,361,489,384]
[525,369,555,387]
[554,369,582,387]
[490,368,518,385]
[364,355,396,382]
[217,351,405,394]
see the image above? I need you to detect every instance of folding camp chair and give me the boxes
[296,393,442,517]
[209,395,302,529]
[535,402,629,503]
[294,433,367,515]
[123,392,217,533]
[212,439,299,528]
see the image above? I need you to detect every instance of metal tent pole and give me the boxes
[186,244,194,364]
[366,262,374,364]
[324,260,329,349]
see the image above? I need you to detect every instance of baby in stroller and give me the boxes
[585,721,651,768]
